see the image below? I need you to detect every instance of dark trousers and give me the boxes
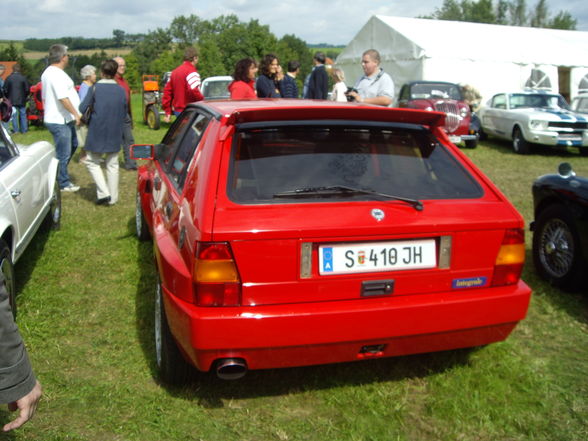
[122,113,137,169]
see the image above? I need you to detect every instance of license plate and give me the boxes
[319,240,436,275]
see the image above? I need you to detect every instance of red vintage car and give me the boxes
[133,99,531,383]
[398,81,479,148]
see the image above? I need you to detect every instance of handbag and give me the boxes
[0,97,12,122]
[80,86,95,125]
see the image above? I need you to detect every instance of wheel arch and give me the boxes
[512,123,526,140]
[0,224,15,260]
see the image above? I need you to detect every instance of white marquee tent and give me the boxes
[335,15,588,104]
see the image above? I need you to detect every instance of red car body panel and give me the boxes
[136,99,531,374]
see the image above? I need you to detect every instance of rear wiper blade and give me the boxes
[273,185,423,211]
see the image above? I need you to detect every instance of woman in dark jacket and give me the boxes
[79,59,127,205]
[256,54,283,98]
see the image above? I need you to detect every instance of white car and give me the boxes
[479,90,588,155]
[0,125,60,317]
[201,76,232,100]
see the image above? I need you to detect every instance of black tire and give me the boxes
[146,105,160,130]
[464,138,478,149]
[0,239,16,320]
[512,127,531,154]
[154,278,193,385]
[532,204,587,291]
[135,191,151,241]
[44,176,61,230]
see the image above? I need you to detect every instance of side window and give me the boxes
[158,109,195,167]
[492,94,506,109]
[167,112,211,190]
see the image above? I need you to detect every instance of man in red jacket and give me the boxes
[162,47,204,123]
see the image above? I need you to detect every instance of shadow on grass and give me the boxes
[0,416,17,439]
[12,220,54,306]
[128,216,482,407]
[522,250,588,325]
[480,137,583,159]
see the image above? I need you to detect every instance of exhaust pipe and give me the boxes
[215,358,247,380]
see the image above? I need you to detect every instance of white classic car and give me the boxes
[479,90,588,155]
[0,125,60,317]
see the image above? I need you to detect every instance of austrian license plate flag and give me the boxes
[319,240,437,275]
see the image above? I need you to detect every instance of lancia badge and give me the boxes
[371,208,385,221]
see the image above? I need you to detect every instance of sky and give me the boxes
[1,0,587,45]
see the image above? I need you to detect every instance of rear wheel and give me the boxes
[146,105,160,130]
[0,239,16,319]
[532,204,587,291]
[154,277,193,385]
[135,191,151,241]
[512,127,530,154]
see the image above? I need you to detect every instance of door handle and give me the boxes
[11,190,22,202]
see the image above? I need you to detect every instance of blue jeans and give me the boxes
[11,106,27,133]
[45,122,78,188]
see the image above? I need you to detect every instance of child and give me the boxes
[330,68,348,102]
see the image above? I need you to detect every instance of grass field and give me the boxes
[1,99,587,441]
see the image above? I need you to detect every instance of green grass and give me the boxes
[2,101,587,440]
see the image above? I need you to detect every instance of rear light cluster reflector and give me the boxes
[492,228,525,287]
[193,242,241,306]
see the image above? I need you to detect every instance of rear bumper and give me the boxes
[163,281,531,372]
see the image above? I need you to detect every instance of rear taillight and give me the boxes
[193,242,241,306]
[491,228,525,287]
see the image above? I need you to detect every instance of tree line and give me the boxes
[424,0,576,29]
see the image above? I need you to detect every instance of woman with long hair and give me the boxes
[256,53,283,98]
[228,58,258,99]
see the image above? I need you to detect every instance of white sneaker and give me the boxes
[61,183,80,192]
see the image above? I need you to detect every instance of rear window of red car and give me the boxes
[227,122,483,204]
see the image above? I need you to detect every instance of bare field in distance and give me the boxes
[0,41,132,60]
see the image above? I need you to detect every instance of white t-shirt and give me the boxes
[41,65,80,124]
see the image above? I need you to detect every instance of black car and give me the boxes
[531,163,588,291]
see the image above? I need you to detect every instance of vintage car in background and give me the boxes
[0,125,60,318]
[201,75,232,100]
[397,81,479,148]
[132,99,531,384]
[570,92,588,115]
[531,163,588,291]
[478,90,588,155]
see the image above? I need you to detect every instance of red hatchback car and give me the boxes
[133,99,531,383]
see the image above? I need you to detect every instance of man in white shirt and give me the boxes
[41,44,81,192]
[347,49,395,107]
